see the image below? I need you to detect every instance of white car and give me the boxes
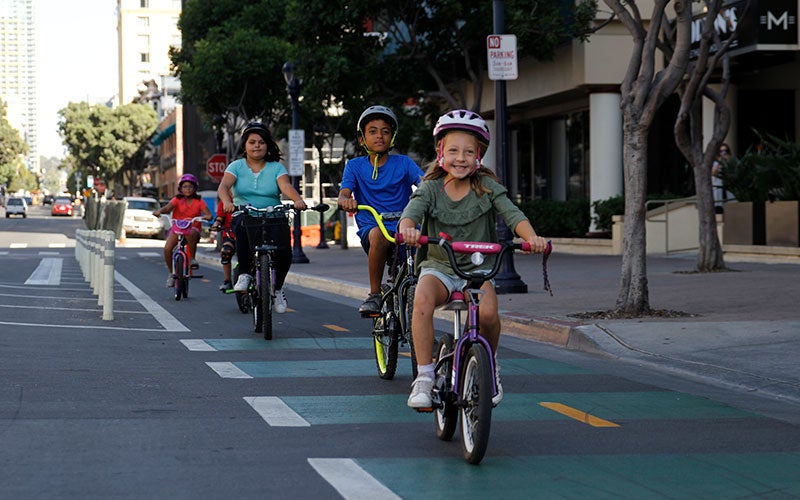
[5,197,27,218]
[123,196,166,238]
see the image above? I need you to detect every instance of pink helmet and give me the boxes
[433,109,491,145]
[179,173,199,187]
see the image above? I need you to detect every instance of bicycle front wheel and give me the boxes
[404,284,418,380]
[373,284,398,380]
[259,253,273,340]
[459,344,493,464]
[173,253,184,301]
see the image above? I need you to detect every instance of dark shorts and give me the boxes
[360,227,405,265]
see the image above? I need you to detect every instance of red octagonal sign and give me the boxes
[206,153,227,182]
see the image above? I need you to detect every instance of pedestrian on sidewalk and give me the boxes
[338,105,424,315]
[397,110,549,409]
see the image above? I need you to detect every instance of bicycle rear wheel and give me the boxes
[259,253,273,340]
[459,344,493,464]
[434,334,457,441]
[373,284,399,379]
[173,254,184,301]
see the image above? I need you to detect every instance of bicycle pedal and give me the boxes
[360,311,380,318]
[413,407,434,413]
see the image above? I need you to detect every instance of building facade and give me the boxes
[0,0,37,173]
[476,1,799,231]
[116,0,181,105]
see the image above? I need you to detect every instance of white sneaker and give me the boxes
[492,362,503,406]
[407,374,434,408]
[234,273,252,291]
[166,274,175,288]
[274,289,287,313]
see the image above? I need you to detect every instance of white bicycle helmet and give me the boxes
[433,109,491,145]
[357,105,399,135]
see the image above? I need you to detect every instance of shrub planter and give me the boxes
[766,200,799,247]
[723,201,766,245]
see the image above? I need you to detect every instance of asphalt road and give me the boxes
[1,206,799,498]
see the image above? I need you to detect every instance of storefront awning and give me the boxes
[151,123,176,146]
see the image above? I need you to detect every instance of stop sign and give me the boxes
[206,153,228,182]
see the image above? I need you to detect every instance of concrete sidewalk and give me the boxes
[197,241,800,408]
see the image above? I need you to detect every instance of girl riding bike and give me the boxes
[153,173,213,287]
[397,109,549,409]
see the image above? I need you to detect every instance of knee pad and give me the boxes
[220,241,235,265]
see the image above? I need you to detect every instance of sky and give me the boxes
[36,0,118,159]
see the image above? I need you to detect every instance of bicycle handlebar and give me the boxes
[349,204,401,244]
[397,234,553,294]
[232,202,329,218]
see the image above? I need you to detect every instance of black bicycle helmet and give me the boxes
[241,121,273,142]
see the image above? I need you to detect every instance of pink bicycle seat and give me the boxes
[441,291,467,311]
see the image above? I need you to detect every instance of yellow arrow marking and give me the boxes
[323,324,348,332]
[539,402,620,427]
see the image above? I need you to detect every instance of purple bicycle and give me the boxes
[170,217,205,301]
[405,234,552,464]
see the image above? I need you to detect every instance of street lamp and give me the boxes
[282,61,309,264]
[493,0,527,293]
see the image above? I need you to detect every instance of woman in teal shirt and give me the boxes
[217,122,306,313]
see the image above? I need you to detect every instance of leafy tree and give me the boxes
[0,99,28,188]
[57,102,158,189]
[602,0,692,316]
[170,0,291,155]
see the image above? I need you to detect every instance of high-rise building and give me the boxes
[116,0,181,105]
[0,0,38,173]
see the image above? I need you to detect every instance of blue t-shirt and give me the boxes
[225,158,288,208]
[340,154,424,237]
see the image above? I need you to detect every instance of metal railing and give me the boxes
[75,229,115,320]
[645,196,698,254]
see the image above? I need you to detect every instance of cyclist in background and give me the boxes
[211,197,236,292]
[217,122,306,313]
[152,173,213,287]
[338,105,424,315]
[397,110,548,409]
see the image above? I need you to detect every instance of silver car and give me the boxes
[123,197,166,238]
[5,197,27,218]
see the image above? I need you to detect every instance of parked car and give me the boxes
[5,197,27,218]
[42,194,55,205]
[123,196,166,239]
[51,197,74,217]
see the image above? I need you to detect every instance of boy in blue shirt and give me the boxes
[338,105,424,315]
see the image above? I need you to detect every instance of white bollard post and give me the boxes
[102,230,115,320]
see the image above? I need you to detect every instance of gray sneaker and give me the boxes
[166,274,175,288]
[358,292,382,316]
[274,289,287,313]
[407,374,434,409]
[234,273,252,291]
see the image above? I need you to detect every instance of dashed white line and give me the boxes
[308,458,400,500]
[206,361,251,378]
[244,396,310,427]
[180,339,215,351]
[9,243,27,249]
[25,258,62,285]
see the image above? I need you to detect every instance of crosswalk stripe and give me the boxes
[180,339,215,351]
[308,458,400,500]
[244,396,310,427]
[206,361,252,378]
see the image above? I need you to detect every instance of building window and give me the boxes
[140,52,150,63]
[140,0,149,8]
[138,16,149,29]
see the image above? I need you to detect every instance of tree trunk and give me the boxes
[695,158,724,271]
[615,119,650,315]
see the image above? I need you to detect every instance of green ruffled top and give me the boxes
[401,175,529,275]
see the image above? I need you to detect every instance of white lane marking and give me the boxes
[0,304,149,314]
[205,362,251,379]
[114,271,189,332]
[0,251,8,255]
[48,243,66,248]
[137,252,161,257]
[244,397,310,427]
[179,339,215,351]
[0,321,173,332]
[10,243,27,249]
[308,458,401,500]
[25,258,62,285]
[38,251,61,255]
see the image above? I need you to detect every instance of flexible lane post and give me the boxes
[101,230,115,320]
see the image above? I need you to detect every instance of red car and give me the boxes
[51,197,74,217]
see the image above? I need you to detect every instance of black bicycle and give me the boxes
[230,203,328,340]
[355,204,419,380]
